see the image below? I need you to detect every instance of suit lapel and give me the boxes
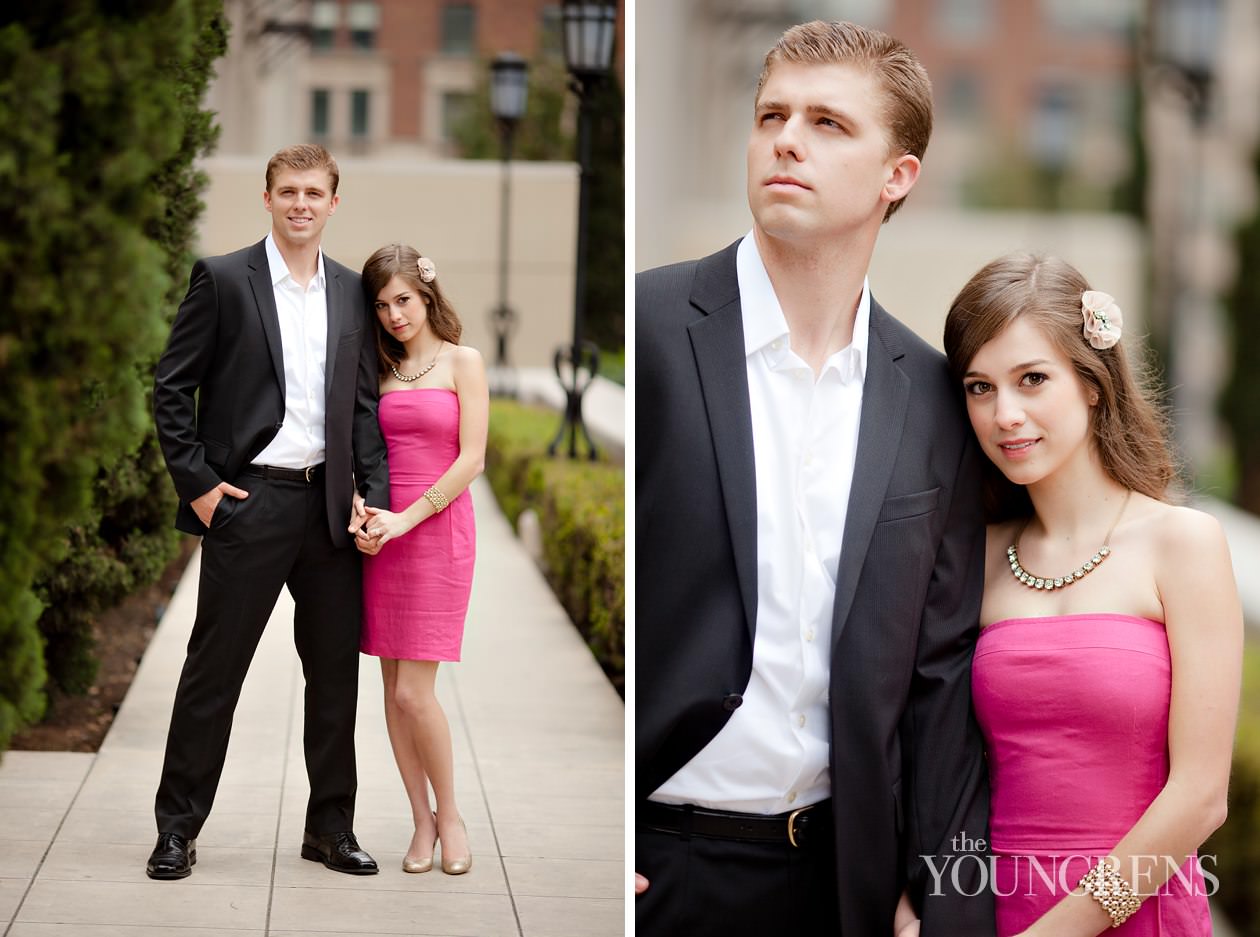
[323,259,345,397]
[688,243,759,642]
[247,239,286,395]
[831,302,909,646]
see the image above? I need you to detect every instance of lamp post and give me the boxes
[488,52,528,398]
[548,0,617,460]
[1151,0,1222,474]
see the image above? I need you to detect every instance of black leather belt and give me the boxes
[245,463,325,484]
[639,799,832,848]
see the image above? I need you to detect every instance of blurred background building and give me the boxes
[637,0,1260,497]
[198,0,624,369]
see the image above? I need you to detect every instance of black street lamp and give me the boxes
[1152,0,1220,125]
[549,0,618,460]
[488,52,529,398]
[1150,0,1222,472]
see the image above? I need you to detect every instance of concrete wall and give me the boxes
[197,156,577,368]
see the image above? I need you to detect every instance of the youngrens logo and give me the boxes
[921,835,1220,898]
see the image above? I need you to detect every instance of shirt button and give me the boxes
[804,452,813,466]
[771,340,781,351]
[797,713,806,728]
[787,791,798,804]
[805,629,815,642]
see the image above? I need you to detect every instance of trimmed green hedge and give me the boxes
[1205,641,1260,933]
[484,400,624,694]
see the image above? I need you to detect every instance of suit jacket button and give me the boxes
[274,422,284,430]
[722,694,743,712]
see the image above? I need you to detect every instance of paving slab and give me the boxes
[1,477,625,936]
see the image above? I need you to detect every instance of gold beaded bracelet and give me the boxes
[423,485,450,513]
[1078,858,1142,928]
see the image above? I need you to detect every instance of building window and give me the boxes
[794,0,890,29]
[348,1,379,50]
[937,0,992,41]
[1042,0,1138,36]
[311,89,331,139]
[441,3,476,55]
[541,6,563,59]
[441,91,472,142]
[311,0,338,50]
[1028,83,1076,172]
[943,71,982,123]
[351,89,370,139]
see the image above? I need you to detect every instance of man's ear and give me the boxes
[882,153,921,207]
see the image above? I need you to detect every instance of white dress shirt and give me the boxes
[652,232,869,815]
[253,232,329,470]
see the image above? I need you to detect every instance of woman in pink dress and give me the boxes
[917,252,1239,936]
[353,244,487,875]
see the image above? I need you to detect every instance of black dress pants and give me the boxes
[636,821,841,936]
[154,471,362,839]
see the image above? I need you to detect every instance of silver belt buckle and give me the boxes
[304,465,315,482]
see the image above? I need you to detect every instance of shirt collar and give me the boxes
[736,231,870,383]
[265,231,326,289]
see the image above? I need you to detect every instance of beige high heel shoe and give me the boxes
[440,817,472,875]
[402,813,437,873]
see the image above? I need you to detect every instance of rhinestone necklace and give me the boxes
[1007,490,1131,591]
[390,342,444,383]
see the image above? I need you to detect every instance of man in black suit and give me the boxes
[636,21,993,935]
[147,144,389,880]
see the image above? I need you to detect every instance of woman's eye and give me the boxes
[965,381,991,396]
[1023,372,1047,386]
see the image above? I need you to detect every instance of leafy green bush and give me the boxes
[1221,143,1260,512]
[1205,642,1260,934]
[34,436,181,694]
[485,400,624,693]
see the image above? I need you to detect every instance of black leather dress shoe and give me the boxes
[146,832,196,880]
[300,830,379,875]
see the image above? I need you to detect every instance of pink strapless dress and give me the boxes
[361,389,474,661]
[973,614,1212,935]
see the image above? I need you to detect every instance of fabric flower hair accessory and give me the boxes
[1081,290,1123,350]
[416,256,437,283]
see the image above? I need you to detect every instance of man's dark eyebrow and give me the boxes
[807,103,855,124]
[754,100,857,124]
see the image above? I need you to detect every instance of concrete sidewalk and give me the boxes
[0,477,625,936]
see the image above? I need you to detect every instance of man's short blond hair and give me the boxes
[265,143,340,195]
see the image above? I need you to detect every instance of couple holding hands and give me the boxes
[636,19,1242,937]
[145,144,485,882]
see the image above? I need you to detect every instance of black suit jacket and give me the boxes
[153,239,389,545]
[636,241,994,935]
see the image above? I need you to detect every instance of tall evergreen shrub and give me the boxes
[0,1,226,749]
